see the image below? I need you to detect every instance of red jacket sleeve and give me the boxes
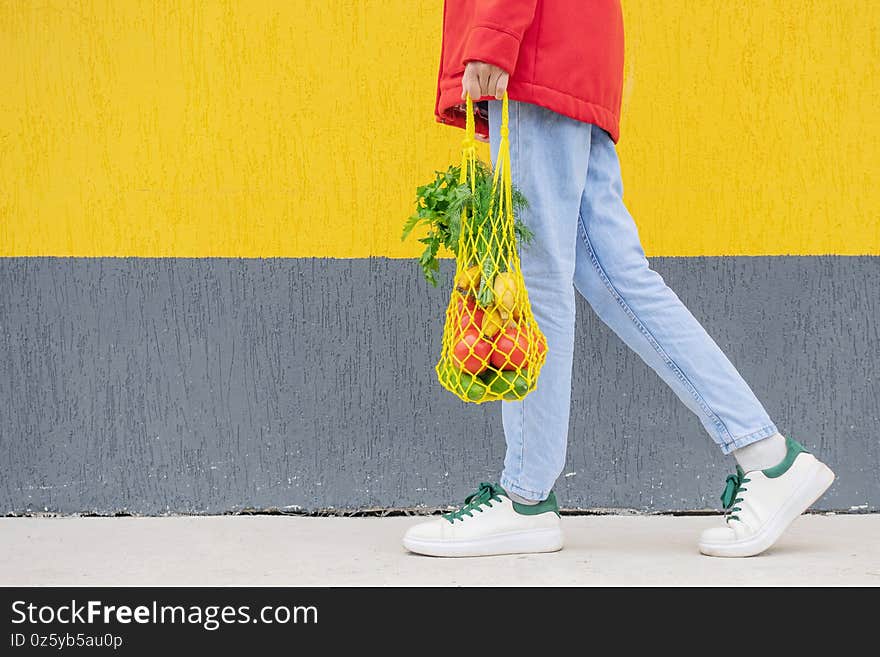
[461,0,539,74]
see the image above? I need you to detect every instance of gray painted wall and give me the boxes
[1,256,877,514]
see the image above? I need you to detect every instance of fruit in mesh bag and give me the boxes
[437,363,458,387]
[452,329,492,374]
[456,371,488,402]
[530,328,548,357]
[493,272,518,311]
[439,365,487,402]
[490,325,529,370]
[454,264,482,295]
[481,369,530,398]
[481,306,511,338]
[456,295,485,332]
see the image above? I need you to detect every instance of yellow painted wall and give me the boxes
[1,0,877,258]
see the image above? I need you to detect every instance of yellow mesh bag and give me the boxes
[436,93,548,403]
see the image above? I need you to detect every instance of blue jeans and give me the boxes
[488,100,779,502]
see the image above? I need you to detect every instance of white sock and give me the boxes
[733,432,787,472]
[506,489,540,506]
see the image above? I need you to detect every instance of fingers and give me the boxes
[461,68,482,101]
[477,66,492,98]
[487,68,509,99]
[494,72,509,100]
[461,62,509,101]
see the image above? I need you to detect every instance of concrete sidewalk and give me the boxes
[1,514,877,586]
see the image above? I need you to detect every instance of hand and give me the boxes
[461,61,509,101]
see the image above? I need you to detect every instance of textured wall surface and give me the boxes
[1,0,878,258]
[2,2,878,515]
[2,257,877,514]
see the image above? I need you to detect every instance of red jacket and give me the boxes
[436,0,625,143]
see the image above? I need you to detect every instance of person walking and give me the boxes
[403,0,834,558]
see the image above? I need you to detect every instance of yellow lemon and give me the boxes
[454,264,481,294]
[493,272,518,311]
[482,307,508,338]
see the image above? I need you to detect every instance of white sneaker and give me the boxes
[403,482,564,557]
[699,436,835,558]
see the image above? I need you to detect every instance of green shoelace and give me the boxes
[720,467,751,522]
[443,482,504,524]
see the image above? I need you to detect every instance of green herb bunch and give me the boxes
[401,161,533,288]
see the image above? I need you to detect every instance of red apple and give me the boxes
[456,296,484,332]
[452,329,492,374]
[490,326,529,370]
[534,331,547,357]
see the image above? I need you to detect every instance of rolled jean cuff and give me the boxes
[499,475,551,503]
[718,423,780,455]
